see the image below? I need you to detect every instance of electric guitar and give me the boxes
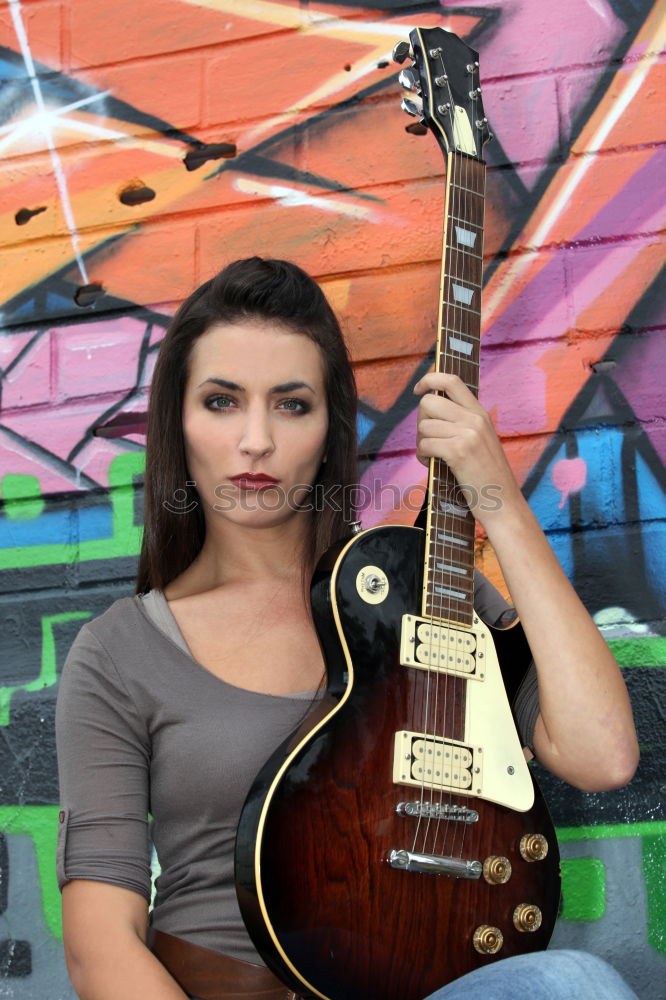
[236,27,561,1000]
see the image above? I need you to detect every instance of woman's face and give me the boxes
[182,319,329,529]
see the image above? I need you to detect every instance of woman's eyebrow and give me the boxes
[197,377,243,390]
[196,378,316,394]
[271,381,316,394]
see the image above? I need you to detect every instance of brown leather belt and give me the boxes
[151,929,300,1000]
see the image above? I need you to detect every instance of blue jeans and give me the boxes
[423,950,638,1000]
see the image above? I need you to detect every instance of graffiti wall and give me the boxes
[0,0,664,996]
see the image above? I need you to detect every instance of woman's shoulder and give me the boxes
[83,593,144,637]
[67,593,158,667]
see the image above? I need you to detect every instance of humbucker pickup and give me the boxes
[400,614,487,678]
[393,730,483,795]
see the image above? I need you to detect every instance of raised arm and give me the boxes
[414,372,639,792]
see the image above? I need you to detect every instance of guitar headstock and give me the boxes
[393,27,491,161]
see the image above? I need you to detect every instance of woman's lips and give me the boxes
[229,474,280,491]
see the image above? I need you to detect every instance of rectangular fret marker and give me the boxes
[437,499,469,516]
[433,585,467,600]
[436,532,470,547]
[455,226,477,248]
[448,336,474,356]
[434,562,469,575]
[452,283,474,305]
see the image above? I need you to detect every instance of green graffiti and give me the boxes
[608,636,666,668]
[0,451,145,570]
[0,805,62,940]
[560,857,606,921]
[0,611,91,726]
[0,473,46,519]
[643,834,666,955]
[558,822,666,950]
[557,820,666,841]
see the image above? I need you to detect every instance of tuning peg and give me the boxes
[401,97,423,119]
[392,40,411,64]
[398,68,420,92]
[405,121,428,136]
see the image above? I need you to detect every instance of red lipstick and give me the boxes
[229,473,280,491]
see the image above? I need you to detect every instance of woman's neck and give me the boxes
[166,513,311,598]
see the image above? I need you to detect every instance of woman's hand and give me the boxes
[413,371,522,525]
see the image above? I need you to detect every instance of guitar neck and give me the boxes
[422,152,486,627]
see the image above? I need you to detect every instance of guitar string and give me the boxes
[424,62,462,860]
[444,141,466,862]
[455,142,481,865]
[411,122,452,860]
[432,95,468,859]
[463,131,486,867]
[439,85,467,861]
[455,140,475,866]
[423,137,457,858]
[414,55,450,856]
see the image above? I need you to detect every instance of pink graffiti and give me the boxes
[552,457,587,508]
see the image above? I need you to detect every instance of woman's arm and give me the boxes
[414,372,639,792]
[62,881,187,999]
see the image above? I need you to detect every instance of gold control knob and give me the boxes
[513,903,543,932]
[473,925,504,955]
[483,855,512,884]
[519,833,549,862]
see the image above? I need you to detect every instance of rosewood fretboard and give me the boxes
[423,152,486,628]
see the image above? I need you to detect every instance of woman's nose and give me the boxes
[238,408,275,458]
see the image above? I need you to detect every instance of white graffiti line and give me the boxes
[0,90,112,142]
[233,176,375,219]
[0,99,127,159]
[8,0,89,283]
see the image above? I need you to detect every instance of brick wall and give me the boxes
[0,1,664,996]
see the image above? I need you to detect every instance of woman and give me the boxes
[56,257,639,1000]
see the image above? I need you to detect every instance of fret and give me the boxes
[441,351,479,368]
[441,325,479,343]
[450,182,484,197]
[450,214,481,229]
[440,301,480,317]
[440,322,479,340]
[446,242,482,260]
[428,541,473,558]
[444,274,482,291]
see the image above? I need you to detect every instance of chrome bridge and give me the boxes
[396,801,479,823]
[389,849,483,879]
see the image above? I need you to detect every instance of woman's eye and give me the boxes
[205,395,235,411]
[279,398,309,413]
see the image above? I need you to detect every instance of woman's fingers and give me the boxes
[414,371,480,408]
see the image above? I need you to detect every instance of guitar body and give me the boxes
[236,525,560,1000]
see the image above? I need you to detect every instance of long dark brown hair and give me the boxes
[136,257,358,594]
